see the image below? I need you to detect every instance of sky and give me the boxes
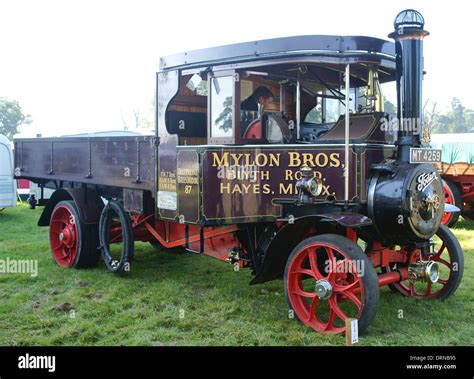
[1,0,472,137]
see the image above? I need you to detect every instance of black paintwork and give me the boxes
[159,35,395,71]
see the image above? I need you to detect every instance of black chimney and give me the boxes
[389,9,429,162]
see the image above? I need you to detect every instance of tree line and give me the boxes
[1,96,473,140]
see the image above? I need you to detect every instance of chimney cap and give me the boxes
[394,9,425,30]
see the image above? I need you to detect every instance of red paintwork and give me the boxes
[352,268,409,295]
[243,119,262,139]
[286,241,364,334]
[345,228,357,242]
[124,214,241,262]
[442,174,474,217]
[377,268,408,287]
[462,191,474,202]
[189,232,238,261]
[384,244,453,299]
[17,179,29,189]
[442,182,454,225]
[50,204,79,267]
[367,243,409,268]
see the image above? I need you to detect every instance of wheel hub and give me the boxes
[60,226,75,247]
[314,279,333,300]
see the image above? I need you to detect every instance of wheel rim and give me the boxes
[442,182,454,225]
[388,239,453,299]
[50,205,78,267]
[286,243,364,334]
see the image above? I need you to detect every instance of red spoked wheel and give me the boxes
[382,225,464,299]
[50,202,79,267]
[284,234,379,334]
[442,179,461,227]
[49,200,100,268]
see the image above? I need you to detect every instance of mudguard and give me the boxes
[249,213,372,285]
[38,188,104,226]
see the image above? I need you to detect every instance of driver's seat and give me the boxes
[243,113,292,143]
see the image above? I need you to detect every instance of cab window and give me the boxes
[209,75,235,143]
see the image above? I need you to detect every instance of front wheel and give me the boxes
[284,234,379,334]
[382,225,464,299]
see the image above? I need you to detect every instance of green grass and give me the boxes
[0,203,473,346]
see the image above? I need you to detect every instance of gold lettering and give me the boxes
[322,185,331,196]
[268,154,280,167]
[330,153,341,167]
[231,153,243,166]
[212,152,281,167]
[254,154,268,167]
[302,153,314,167]
[315,153,329,167]
[220,183,230,193]
[232,184,242,194]
[213,152,228,167]
[242,183,252,193]
[280,183,294,194]
[288,152,301,167]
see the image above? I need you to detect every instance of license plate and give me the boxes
[410,148,442,163]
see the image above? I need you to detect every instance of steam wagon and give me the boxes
[14,9,464,334]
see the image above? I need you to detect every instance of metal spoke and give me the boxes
[323,308,336,332]
[334,278,360,293]
[409,281,416,296]
[425,282,432,296]
[435,256,452,269]
[341,290,362,310]
[308,248,324,280]
[329,296,348,322]
[306,296,319,323]
[292,268,316,279]
[293,286,316,299]
[324,246,337,281]
[435,243,446,258]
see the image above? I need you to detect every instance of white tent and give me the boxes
[0,134,17,208]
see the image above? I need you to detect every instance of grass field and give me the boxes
[0,203,473,346]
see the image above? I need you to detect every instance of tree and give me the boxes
[0,97,31,139]
[429,97,474,134]
[450,97,469,133]
[383,97,396,115]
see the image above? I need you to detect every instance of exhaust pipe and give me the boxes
[389,9,429,162]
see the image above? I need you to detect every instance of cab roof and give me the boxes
[159,35,396,72]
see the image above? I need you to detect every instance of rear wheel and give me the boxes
[49,200,100,268]
[442,179,462,227]
[284,234,379,334]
